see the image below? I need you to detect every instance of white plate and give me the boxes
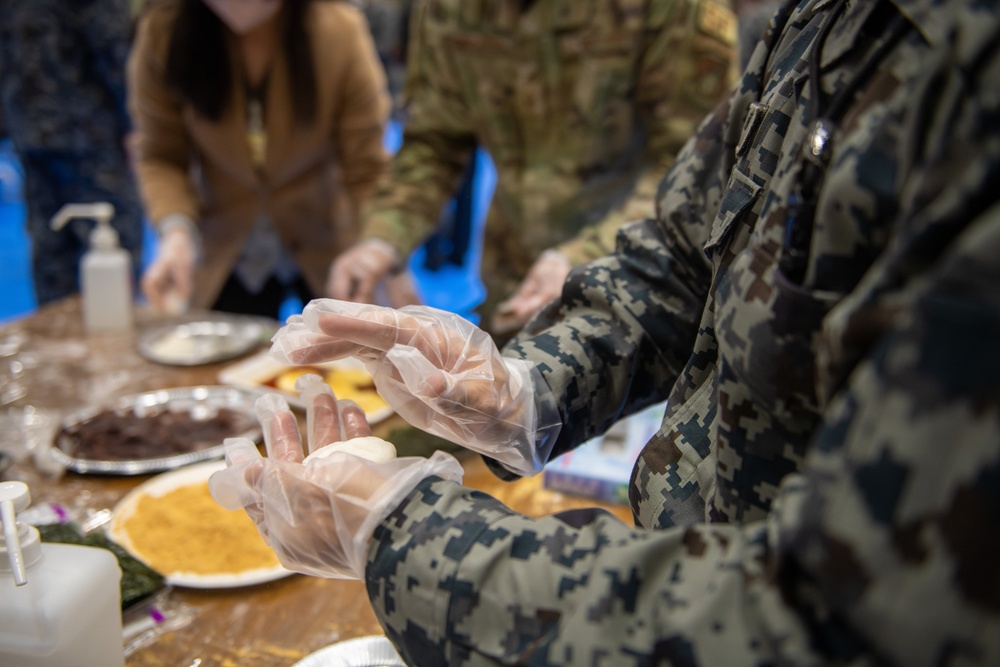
[218,351,394,423]
[292,636,405,667]
[108,460,293,589]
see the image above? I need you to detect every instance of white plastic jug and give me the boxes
[0,481,124,667]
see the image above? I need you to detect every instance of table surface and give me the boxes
[0,298,632,667]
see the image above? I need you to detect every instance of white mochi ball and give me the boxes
[303,436,397,465]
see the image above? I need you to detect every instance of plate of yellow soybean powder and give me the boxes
[108,459,292,588]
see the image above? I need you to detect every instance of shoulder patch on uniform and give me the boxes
[698,0,737,45]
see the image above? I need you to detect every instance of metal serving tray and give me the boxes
[49,386,262,475]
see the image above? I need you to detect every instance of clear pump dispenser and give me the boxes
[50,202,134,333]
[0,481,125,667]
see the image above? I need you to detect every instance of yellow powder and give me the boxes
[121,481,280,575]
[272,366,389,415]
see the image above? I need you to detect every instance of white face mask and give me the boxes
[202,0,281,35]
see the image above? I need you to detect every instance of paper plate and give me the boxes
[292,636,405,667]
[108,460,293,588]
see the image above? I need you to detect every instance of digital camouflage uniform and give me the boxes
[0,0,143,306]
[362,0,737,318]
[365,0,1000,664]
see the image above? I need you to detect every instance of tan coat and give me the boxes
[128,1,391,309]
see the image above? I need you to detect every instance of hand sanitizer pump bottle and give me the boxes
[0,481,124,666]
[50,202,134,333]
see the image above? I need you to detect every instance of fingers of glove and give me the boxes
[371,346,501,448]
[140,260,172,308]
[339,401,373,439]
[384,270,423,308]
[141,248,193,311]
[328,241,396,302]
[497,284,552,319]
[303,299,488,368]
[495,253,569,324]
[254,393,305,462]
[492,294,549,332]
[270,314,370,366]
[208,437,264,510]
[382,345,457,402]
[297,373,344,451]
[303,299,412,353]
[159,235,196,282]
[385,344,518,416]
[329,258,378,303]
[298,379,376,451]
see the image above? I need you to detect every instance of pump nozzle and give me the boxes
[0,481,31,586]
[50,202,119,250]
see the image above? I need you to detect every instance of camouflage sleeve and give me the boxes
[126,8,201,225]
[505,93,735,457]
[366,204,1000,665]
[367,478,800,665]
[77,0,134,135]
[359,0,478,258]
[555,0,738,266]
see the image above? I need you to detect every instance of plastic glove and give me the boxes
[491,250,572,335]
[270,299,562,477]
[141,218,196,314]
[383,270,422,308]
[208,377,463,580]
[326,239,400,304]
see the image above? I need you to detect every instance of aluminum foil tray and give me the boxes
[137,317,269,367]
[49,386,262,475]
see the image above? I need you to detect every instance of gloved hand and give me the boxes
[141,217,197,314]
[209,374,464,580]
[326,239,400,304]
[383,270,423,308]
[270,299,562,477]
[491,250,572,335]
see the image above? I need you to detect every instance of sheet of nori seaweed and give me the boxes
[38,522,166,609]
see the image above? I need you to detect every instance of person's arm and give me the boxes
[367,201,1000,666]
[495,0,738,331]
[366,35,1000,658]
[506,84,737,459]
[359,0,478,259]
[330,5,392,227]
[127,8,201,312]
[295,88,737,474]
[557,0,738,267]
[281,100,729,474]
[126,8,200,227]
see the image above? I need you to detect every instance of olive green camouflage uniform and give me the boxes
[362,0,737,318]
[364,0,1000,664]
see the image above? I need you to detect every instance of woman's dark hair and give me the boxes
[164,0,317,124]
